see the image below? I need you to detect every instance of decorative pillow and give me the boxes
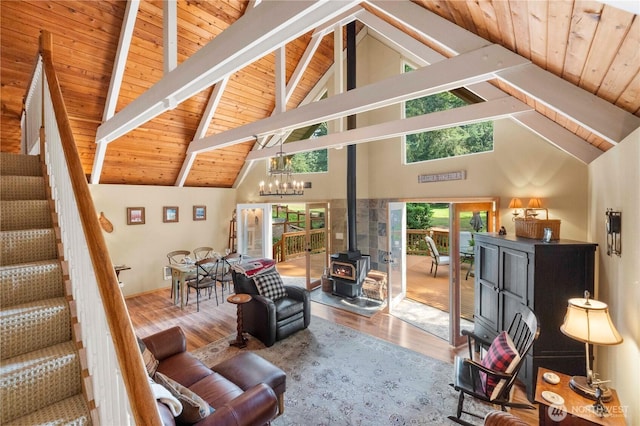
[252,270,287,301]
[154,372,214,424]
[137,337,159,377]
[479,331,521,400]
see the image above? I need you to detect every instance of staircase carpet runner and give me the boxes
[0,260,64,306]
[0,341,83,423]
[4,394,91,426]
[0,152,91,424]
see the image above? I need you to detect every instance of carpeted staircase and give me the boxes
[1,152,91,425]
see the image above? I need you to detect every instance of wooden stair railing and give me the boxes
[39,31,161,425]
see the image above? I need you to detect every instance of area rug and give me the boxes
[391,298,474,341]
[309,288,386,317]
[192,316,490,425]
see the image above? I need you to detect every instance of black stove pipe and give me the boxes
[346,21,358,254]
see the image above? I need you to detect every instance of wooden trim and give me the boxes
[39,30,162,425]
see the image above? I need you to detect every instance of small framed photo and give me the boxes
[193,205,207,221]
[163,206,179,223]
[127,207,145,225]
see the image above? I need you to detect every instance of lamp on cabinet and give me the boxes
[525,198,550,219]
[508,198,523,220]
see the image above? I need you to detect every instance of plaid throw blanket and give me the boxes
[231,258,276,277]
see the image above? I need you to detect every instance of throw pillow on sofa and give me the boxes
[479,331,521,400]
[155,372,214,424]
[137,337,159,377]
[253,270,287,301]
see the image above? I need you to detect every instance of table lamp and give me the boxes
[508,198,522,219]
[526,198,542,217]
[560,290,623,401]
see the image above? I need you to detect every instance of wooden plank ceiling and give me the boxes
[1,1,638,188]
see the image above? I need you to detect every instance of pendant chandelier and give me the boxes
[259,140,304,197]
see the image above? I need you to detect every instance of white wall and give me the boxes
[588,128,640,424]
[237,34,590,241]
[89,184,236,296]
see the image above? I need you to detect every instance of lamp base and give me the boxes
[569,376,613,402]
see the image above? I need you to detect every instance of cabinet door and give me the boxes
[475,242,499,334]
[499,247,530,331]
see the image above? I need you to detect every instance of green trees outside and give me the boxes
[404,65,493,163]
[289,122,328,173]
[407,203,434,229]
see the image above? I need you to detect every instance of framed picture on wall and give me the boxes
[126,207,145,225]
[163,206,179,223]
[193,205,206,221]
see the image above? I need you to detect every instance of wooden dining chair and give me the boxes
[186,257,219,312]
[166,250,195,299]
[193,246,215,261]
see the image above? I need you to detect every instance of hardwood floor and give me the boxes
[126,286,537,425]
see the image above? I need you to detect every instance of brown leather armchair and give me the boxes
[231,270,310,347]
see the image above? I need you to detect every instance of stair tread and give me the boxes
[3,393,91,426]
[0,175,47,201]
[1,297,71,359]
[0,228,57,266]
[0,153,42,177]
[0,200,52,231]
[0,260,64,306]
[1,340,82,423]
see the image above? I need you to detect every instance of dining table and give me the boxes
[167,253,245,310]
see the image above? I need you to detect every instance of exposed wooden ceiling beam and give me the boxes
[175,77,230,187]
[245,97,531,160]
[356,8,602,162]
[369,0,639,146]
[499,65,640,144]
[365,0,487,56]
[91,0,139,184]
[511,111,604,164]
[163,0,177,74]
[94,0,361,145]
[187,43,530,154]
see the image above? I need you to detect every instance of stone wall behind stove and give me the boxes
[329,198,390,272]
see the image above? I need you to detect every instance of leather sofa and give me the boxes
[231,270,311,347]
[142,326,286,425]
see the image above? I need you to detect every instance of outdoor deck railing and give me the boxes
[407,228,450,255]
[273,228,326,262]
[273,227,451,262]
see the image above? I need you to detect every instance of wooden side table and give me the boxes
[227,293,251,348]
[535,367,626,425]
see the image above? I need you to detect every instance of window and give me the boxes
[404,64,493,163]
[285,123,328,173]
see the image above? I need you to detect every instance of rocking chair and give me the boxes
[449,306,540,426]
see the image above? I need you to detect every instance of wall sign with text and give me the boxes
[418,170,466,183]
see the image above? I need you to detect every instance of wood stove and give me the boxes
[330,252,370,298]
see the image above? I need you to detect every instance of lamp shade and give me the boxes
[560,297,623,345]
[527,198,542,208]
[508,198,522,209]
